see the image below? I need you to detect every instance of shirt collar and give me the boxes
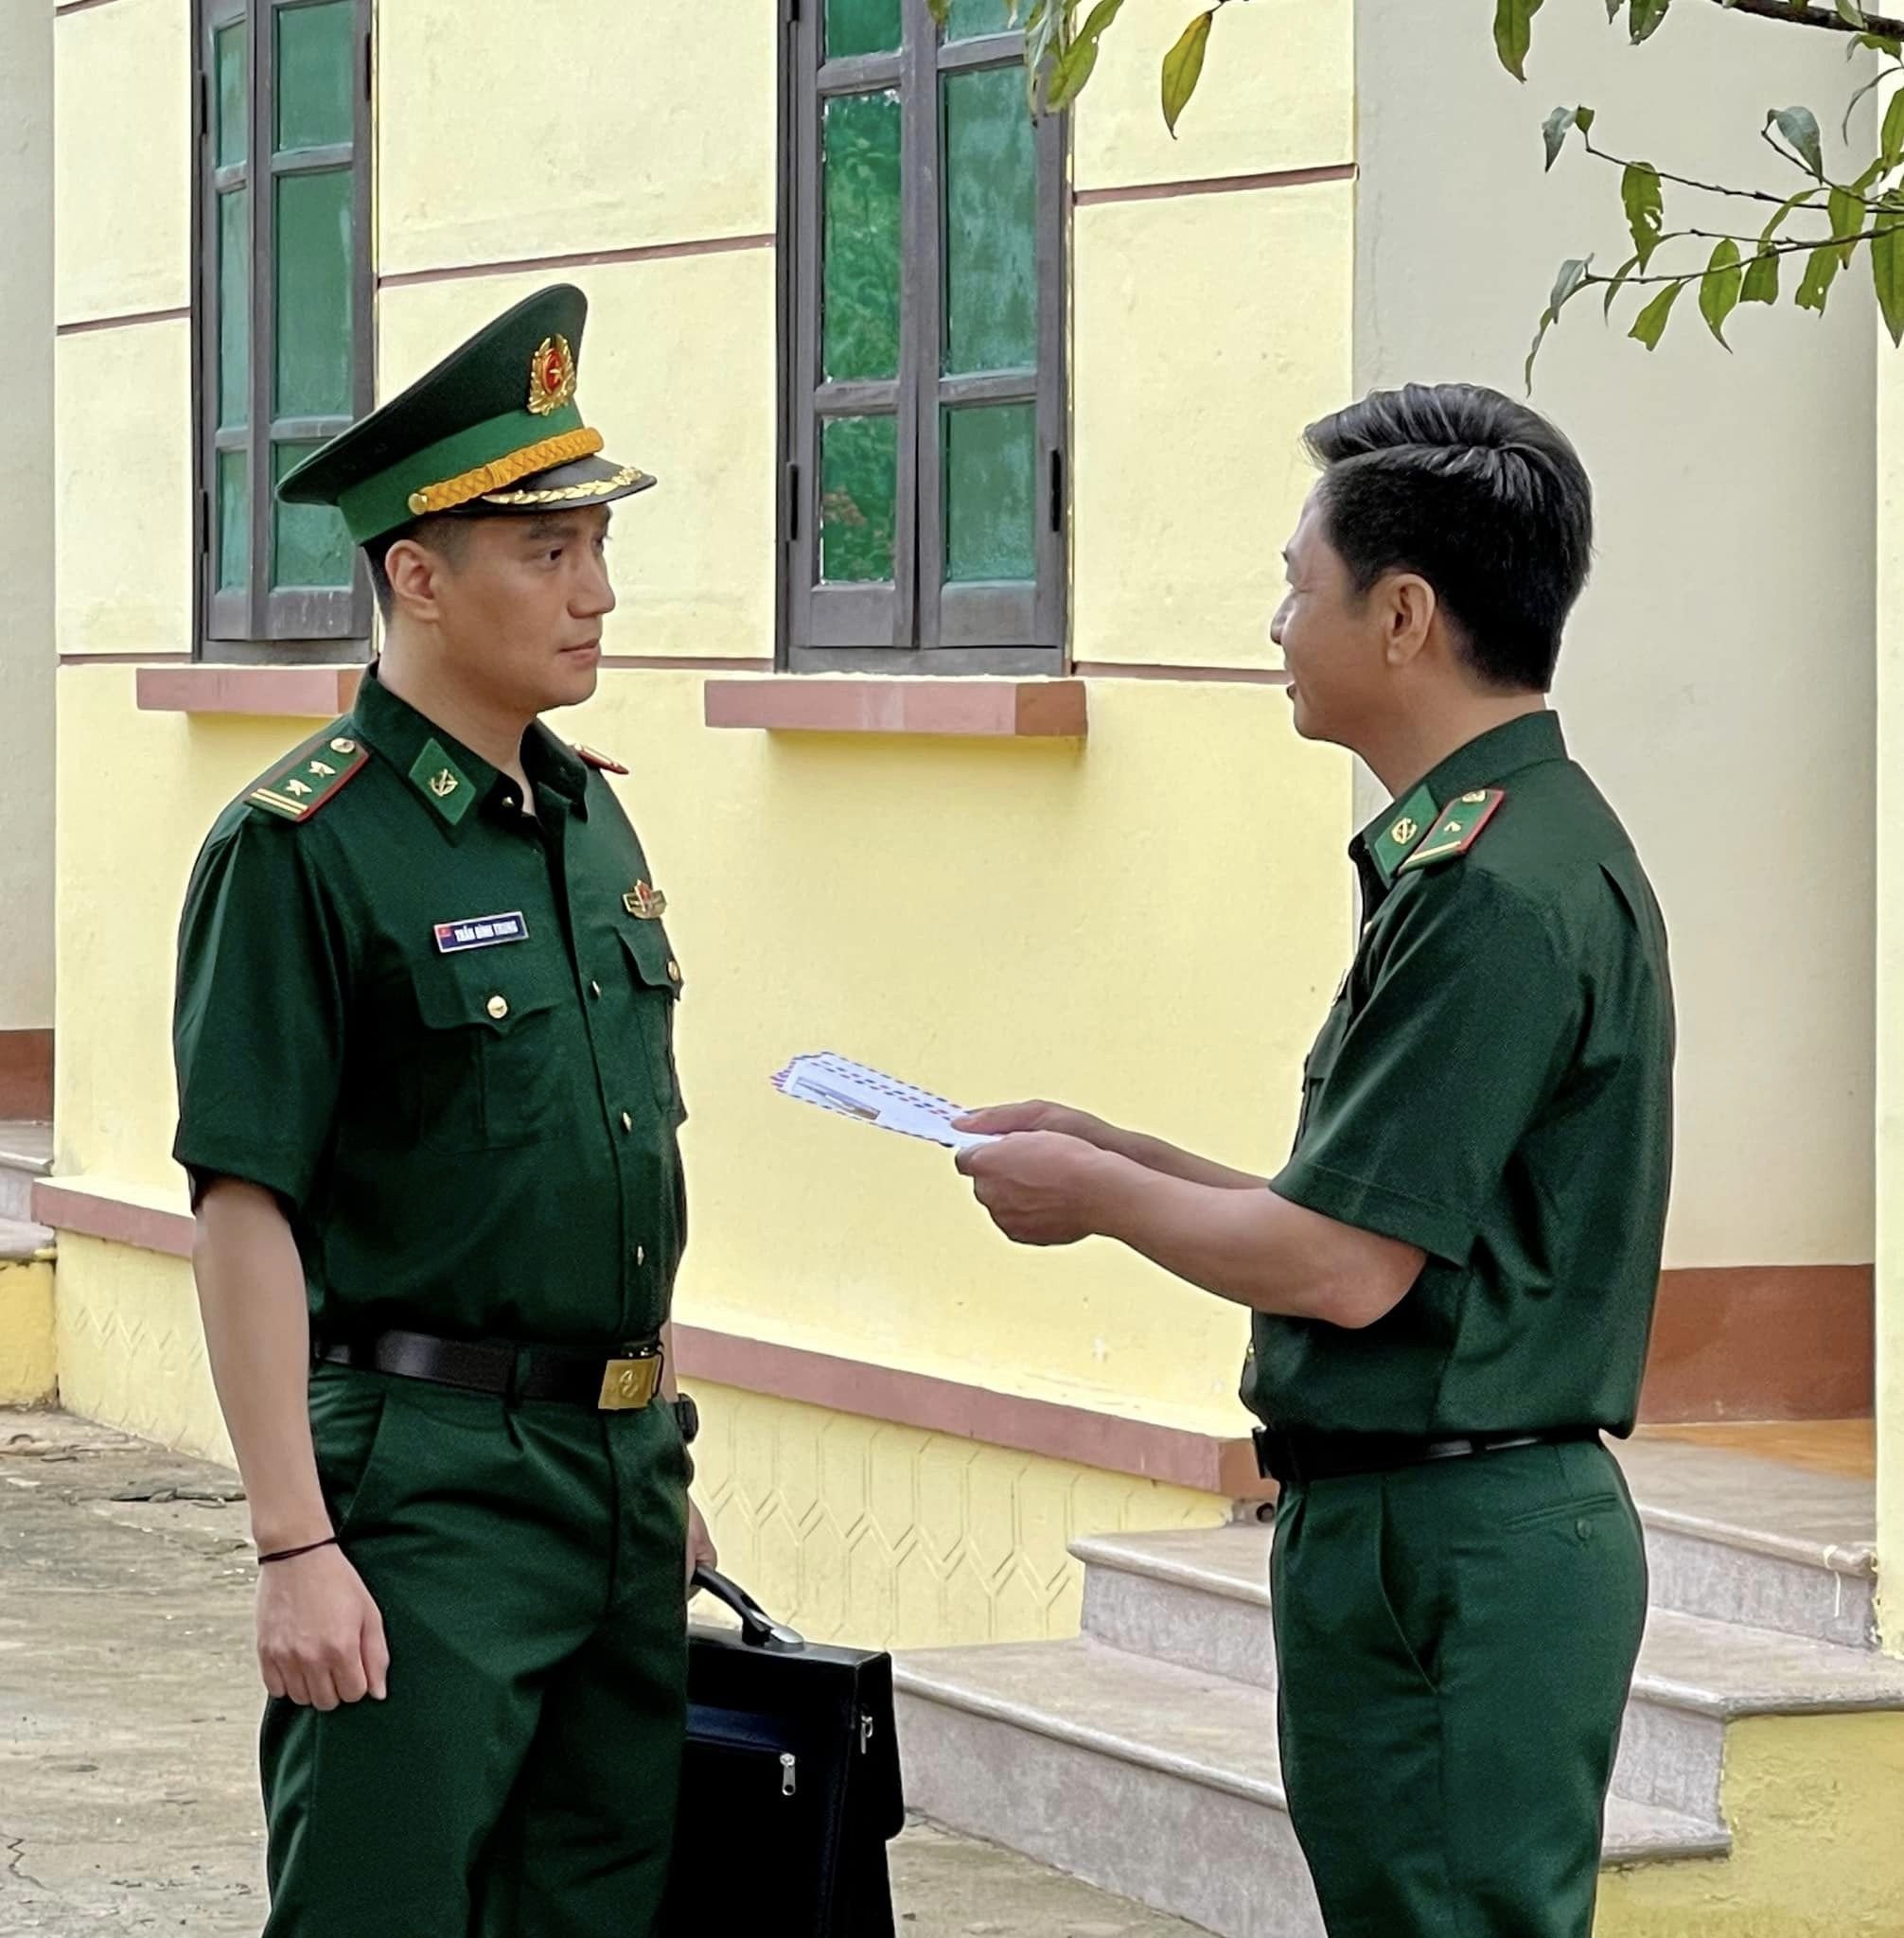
[1350,711,1567,898]
[351,661,589,840]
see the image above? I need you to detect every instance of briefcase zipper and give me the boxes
[780,1753,797,1798]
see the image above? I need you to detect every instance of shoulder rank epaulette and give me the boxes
[574,744,629,775]
[1399,788,1507,872]
[247,721,370,823]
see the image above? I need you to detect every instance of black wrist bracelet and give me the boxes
[258,1535,340,1566]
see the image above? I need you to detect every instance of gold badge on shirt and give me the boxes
[624,882,667,920]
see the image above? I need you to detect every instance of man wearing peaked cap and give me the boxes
[174,284,715,1935]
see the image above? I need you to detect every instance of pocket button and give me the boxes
[1577,1518,1594,1543]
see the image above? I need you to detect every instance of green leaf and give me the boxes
[1630,0,1671,44]
[1629,279,1685,350]
[1829,183,1866,266]
[1699,238,1743,346]
[1161,9,1213,137]
[927,0,950,21]
[1760,185,1822,246]
[1622,162,1666,269]
[1525,257,1593,392]
[1768,106,1826,181]
[1577,106,1596,134]
[1493,0,1545,82]
[1875,196,1904,344]
[1045,0,1125,110]
[1838,0,1870,25]
[1853,31,1904,57]
[1605,0,1622,21]
[1797,240,1844,312]
[1602,251,1642,318]
[1741,249,1780,305]
[1543,106,1576,170]
[1883,88,1904,170]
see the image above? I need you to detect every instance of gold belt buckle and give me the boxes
[598,1350,662,1412]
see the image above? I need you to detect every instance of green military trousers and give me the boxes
[1270,1436,1648,1938]
[260,1363,691,1938]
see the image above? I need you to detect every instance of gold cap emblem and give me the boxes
[527,335,578,416]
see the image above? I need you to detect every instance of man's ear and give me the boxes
[382,536,451,620]
[1380,572,1437,671]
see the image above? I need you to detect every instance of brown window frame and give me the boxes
[778,0,1068,676]
[192,0,375,663]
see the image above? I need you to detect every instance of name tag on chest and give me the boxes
[433,911,530,954]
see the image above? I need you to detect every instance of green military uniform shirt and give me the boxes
[173,662,687,1349]
[1243,710,1674,1438]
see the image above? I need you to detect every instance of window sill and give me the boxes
[703,676,1087,739]
[136,665,365,717]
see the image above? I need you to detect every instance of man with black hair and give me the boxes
[173,284,717,1935]
[955,382,1672,1936]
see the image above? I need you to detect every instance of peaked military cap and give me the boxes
[277,284,655,545]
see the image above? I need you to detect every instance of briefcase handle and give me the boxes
[692,1565,808,1653]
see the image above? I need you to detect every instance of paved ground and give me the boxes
[0,1408,1196,1937]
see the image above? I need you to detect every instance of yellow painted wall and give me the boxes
[53,0,188,326]
[1071,0,1350,192]
[376,0,778,277]
[1596,1714,1904,1936]
[56,320,192,658]
[0,1261,57,1408]
[1072,183,1352,669]
[694,1383,1226,1647]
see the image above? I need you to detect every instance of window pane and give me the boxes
[825,0,900,59]
[822,91,902,383]
[943,65,1036,375]
[273,443,355,589]
[276,0,355,152]
[217,449,249,592]
[944,402,1035,583]
[215,20,247,167]
[275,168,353,417]
[218,188,249,430]
[943,0,1015,41]
[820,415,898,584]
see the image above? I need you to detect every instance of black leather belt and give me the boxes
[315,1327,667,1412]
[1253,1424,1598,1487]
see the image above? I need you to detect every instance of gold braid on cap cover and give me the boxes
[406,429,606,517]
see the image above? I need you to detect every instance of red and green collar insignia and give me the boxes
[246,722,370,823]
[1370,784,1439,882]
[575,744,628,775]
[1399,788,1508,872]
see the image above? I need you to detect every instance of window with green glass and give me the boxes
[196,0,371,655]
[781,0,1066,670]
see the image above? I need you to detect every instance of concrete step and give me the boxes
[0,1121,52,1227]
[894,1639,1728,1938]
[1075,1522,1904,1827]
[1617,1437,1876,1648]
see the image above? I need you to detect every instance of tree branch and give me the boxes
[1717,0,1904,37]
[1585,220,1904,290]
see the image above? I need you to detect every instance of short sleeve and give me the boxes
[1271,868,1578,1264]
[172,813,350,1212]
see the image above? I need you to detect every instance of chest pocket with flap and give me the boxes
[619,922,684,1121]
[408,955,566,1152]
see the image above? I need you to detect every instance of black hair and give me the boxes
[1302,382,1594,693]
[361,514,476,619]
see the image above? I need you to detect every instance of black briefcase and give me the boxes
[659,1568,905,1936]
